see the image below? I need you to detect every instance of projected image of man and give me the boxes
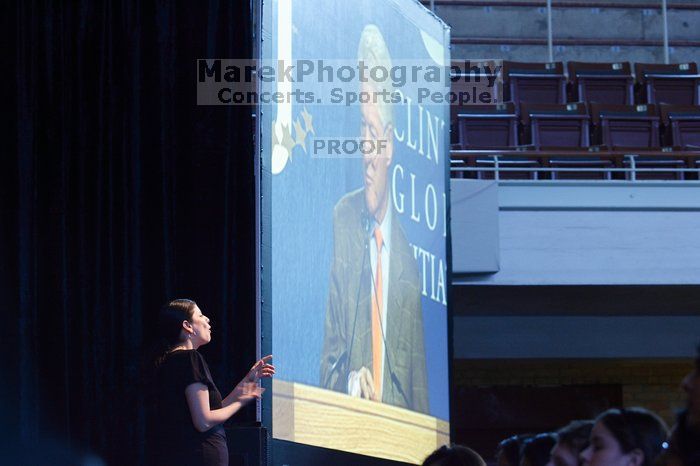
[320,24,429,414]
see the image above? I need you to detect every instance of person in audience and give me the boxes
[423,444,487,466]
[580,407,668,466]
[660,344,700,466]
[521,433,558,466]
[547,421,594,466]
[498,434,532,466]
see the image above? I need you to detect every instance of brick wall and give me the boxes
[453,358,692,426]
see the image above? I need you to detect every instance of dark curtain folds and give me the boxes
[6,1,256,464]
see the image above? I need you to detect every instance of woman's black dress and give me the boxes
[153,349,228,466]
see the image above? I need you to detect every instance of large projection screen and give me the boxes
[260,0,451,463]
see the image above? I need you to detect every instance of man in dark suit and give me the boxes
[319,24,428,414]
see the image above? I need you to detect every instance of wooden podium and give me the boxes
[272,380,450,464]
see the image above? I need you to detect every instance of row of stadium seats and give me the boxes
[451,61,700,107]
[449,101,700,181]
[451,102,700,150]
[449,62,700,180]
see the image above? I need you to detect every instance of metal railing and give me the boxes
[450,154,700,181]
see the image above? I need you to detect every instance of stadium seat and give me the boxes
[521,102,618,179]
[659,105,700,179]
[567,61,634,105]
[634,62,700,105]
[590,103,660,149]
[520,102,590,149]
[452,102,518,150]
[591,103,686,179]
[503,61,567,106]
[450,102,537,179]
[519,102,598,179]
[659,104,700,149]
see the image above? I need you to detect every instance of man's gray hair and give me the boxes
[357,24,394,130]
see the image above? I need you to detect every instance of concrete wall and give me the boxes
[428,1,700,64]
[450,181,700,358]
[453,315,700,359]
[453,182,700,286]
[451,179,500,273]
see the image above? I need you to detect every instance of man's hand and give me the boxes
[357,366,378,401]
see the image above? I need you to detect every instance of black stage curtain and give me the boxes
[5,1,256,464]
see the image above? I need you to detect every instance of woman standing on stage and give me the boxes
[151,299,274,466]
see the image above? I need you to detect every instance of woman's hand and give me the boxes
[242,355,275,383]
[234,381,266,405]
[232,355,275,402]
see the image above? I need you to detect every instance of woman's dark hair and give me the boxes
[557,420,594,456]
[423,445,487,466]
[596,407,669,466]
[154,298,198,366]
[520,433,557,466]
[497,434,532,466]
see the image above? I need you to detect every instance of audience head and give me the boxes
[422,444,487,466]
[521,433,558,466]
[547,421,594,466]
[498,435,532,466]
[680,343,700,426]
[580,407,669,466]
[658,343,700,466]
